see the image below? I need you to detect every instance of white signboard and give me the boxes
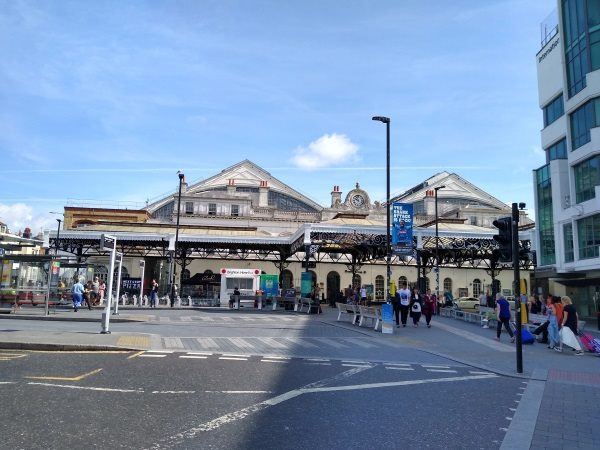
[220,268,260,276]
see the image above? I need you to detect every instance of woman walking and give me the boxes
[547,297,560,350]
[98,280,106,305]
[557,296,584,355]
[423,289,435,328]
[410,287,422,327]
[495,293,515,342]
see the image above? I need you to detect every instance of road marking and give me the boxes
[140,354,167,358]
[0,381,17,384]
[148,350,174,353]
[421,365,450,369]
[385,367,414,371]
[262,355,290,360]
[180,355,207,359]
[256,337,286,349]
[205,390,272,394]
[469,371,491,375]
[426,369,457,373]
[0,353,27,358]
[305,358,330,362]
[228,337,254,349]
[180,316,192,322]
[508,408,516,412]
[384,363,411,367]
[313,337,347,349]
[342,364,371,368]
[152,390,196,394]
[307,363,331,366]
[432,320,514,352]
[196,337,219,349]
[221,317,234,322]
[505,417,512,421]
[28,382,143,393]
[153,372,496,447]
[164,337,185,349]
[281,337,318,348]
[127,351,146,360]
[25,368,103,382]
[261,359,288,363]
[219,357,247,361]
[159,316,171,322]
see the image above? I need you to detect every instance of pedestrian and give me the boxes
[410,287,422,326]
[495,293,515,342]
[150,279,159,308]
[423,289,435,328]
[71,277,84,312]
[557,296,584,355]
[546,296,560,350]
[479,290,487,308]
[98,279,106,305]
[230,286,240,308]
[486,291,495,308]
[529,295,542,315]
[83,281,94,310]
[92,276,100,305]
[392,290,401,327]
[398,282,411,327]
[360,285,367,305]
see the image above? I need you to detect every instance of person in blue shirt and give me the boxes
[71,277,85,312]
[495,293,515,343]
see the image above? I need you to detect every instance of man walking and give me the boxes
[150,279,159,308]
[71,277,85,312]
[495,293,515,343]
[398,282,411,327]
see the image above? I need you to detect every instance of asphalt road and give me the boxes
[0,349,524,449]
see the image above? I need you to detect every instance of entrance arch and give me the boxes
[326,271,340,302]
[280,270,293,290]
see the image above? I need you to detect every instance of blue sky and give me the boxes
[0,0,554,233]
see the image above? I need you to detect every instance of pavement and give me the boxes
[1,305,599,449]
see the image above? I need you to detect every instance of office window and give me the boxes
[231,204,239,217]
[443,278,452,294]
[588,0,600,69]
[208,203,217,216]
[375,275,384,300]
[543,94,564,127]
[545,139,568,162]
[570,99,596,150]
[574,155,600,203]
[562,0,589,97]
[472,279,482,297]
[564,223,574,262]
[577,213,600,259]
[535,165,556,265]
[185,202,194,214]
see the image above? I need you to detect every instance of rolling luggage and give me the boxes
[521,329,535,344]
[579,332,597,353]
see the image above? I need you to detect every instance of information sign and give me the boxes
[381,303,394,334]
[300,272,312,297]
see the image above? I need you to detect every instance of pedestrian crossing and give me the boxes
[150,315,304,324]
[160,336,394,355]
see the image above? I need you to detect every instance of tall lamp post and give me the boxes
[372,116,391,301]
[49,212,63,255]
[434,185,445,306]
[169,172,185,307]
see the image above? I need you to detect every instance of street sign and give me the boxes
[139,260,145,269]
[301,261,316,269]
[100,234,116,252]
[381,304,394,334]
[115,252,123,263]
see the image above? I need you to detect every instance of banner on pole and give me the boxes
[391,202,414,255]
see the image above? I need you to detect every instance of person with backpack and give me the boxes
[397,282,411,327]
[495,293,515,343]
[410,287,422,327]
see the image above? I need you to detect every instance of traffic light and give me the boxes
[493,217,513,262]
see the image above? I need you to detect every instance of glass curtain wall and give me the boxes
[536,165,556,265]
[564,223,575,262]
[563,0,590,97]
[577,213,600,259]
[574,154,600,203]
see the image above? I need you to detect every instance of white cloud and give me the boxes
[531,145,544,156]
[291,134,359,170]
[0,203,56,235]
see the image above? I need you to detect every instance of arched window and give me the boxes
[326,271,340,301]
[181,269,191,282]
[308,270,317,287]
[398,276,408,290]
[472,278,482,296]
[280,270,293,290]
[375,275,385,300]
[443,277,452,294]
[94,266,108,283]
[203,269,213,275]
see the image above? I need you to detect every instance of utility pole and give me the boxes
[512,202,523,374]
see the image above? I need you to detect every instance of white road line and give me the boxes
[305,358,330,362]
[261,356,290,360]
[426,369,457,373]
[205,390,272,394]
[180,317,192,322]
[220,353,248,358]
[140,354,167,358]
[152,372,496,448]
[0,381,17,384]
[261,359,288,363]
[385,367,414,371]
[342,364,371,368]
[164,337,184,349]
[228,337,254,349]
[219,357,248,361]
[28,382,143,393]
[384,363,411,367]
[505,417,512,421]
[256,337,287,349]
[159,316,171,322]
[221,317,234,322]
[152,390,196,394]
[469,371,491,375]
[307,363,331,366]
[0,353,27,358]
[421,365,450,369]
[281,337,319,348]
[344,339,376,349]
[148,350,174,354]
[186,352,213,356]
[200,317,215,322]
[196,337,219,349]
[180,356,207,359]
[313,338,348,349]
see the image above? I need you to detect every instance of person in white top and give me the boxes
[398,283,411,327]
[360,286,367,305]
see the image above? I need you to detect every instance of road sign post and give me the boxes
[101,234,117,334]
[139,260,145,307]
[511,203,523,374]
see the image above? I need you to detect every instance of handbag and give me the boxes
[411,302,421,313]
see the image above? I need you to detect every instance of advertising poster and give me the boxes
[381,303,394,334]
[300,272,312,297]
[49,261,61,289]
[0,260,11,288]
[260,274,279,298]
[122,278,142,292]
[391,202,414,255]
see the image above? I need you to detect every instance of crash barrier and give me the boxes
[298,297,321,314]
[358,305,381,330]
[336,302,359,323]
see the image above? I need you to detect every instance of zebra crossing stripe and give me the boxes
[256,337,287,349]
[164,337,184,349]
[180,317,192,322]
[280,337,318,348]
[196,337,219,349]
[313,338,348,349]
[158,316,171,322]
[229,338,254,349]
[344,339,376,349]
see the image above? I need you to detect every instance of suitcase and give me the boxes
[592,337,600,354]
[579,332,597,353]
[521,329,535,344]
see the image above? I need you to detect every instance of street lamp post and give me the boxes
[169,172,185,307]
[434,186,445,308]
[372,116,391,301]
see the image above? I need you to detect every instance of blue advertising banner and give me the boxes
[381,303,394,334]
[391,202,413,255]
[260,274,279,298]
[300,272,313,297]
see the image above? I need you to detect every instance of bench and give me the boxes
[336,302,359,323]
[298,297,321,314]
[358,305,381,330]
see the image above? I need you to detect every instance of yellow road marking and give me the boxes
[127,351,146,359]
[1,350,130,354]
[25,368,103,382]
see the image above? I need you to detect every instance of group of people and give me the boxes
[71,276,105,312]
[391,284,437,328]
[531,294,584,356]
